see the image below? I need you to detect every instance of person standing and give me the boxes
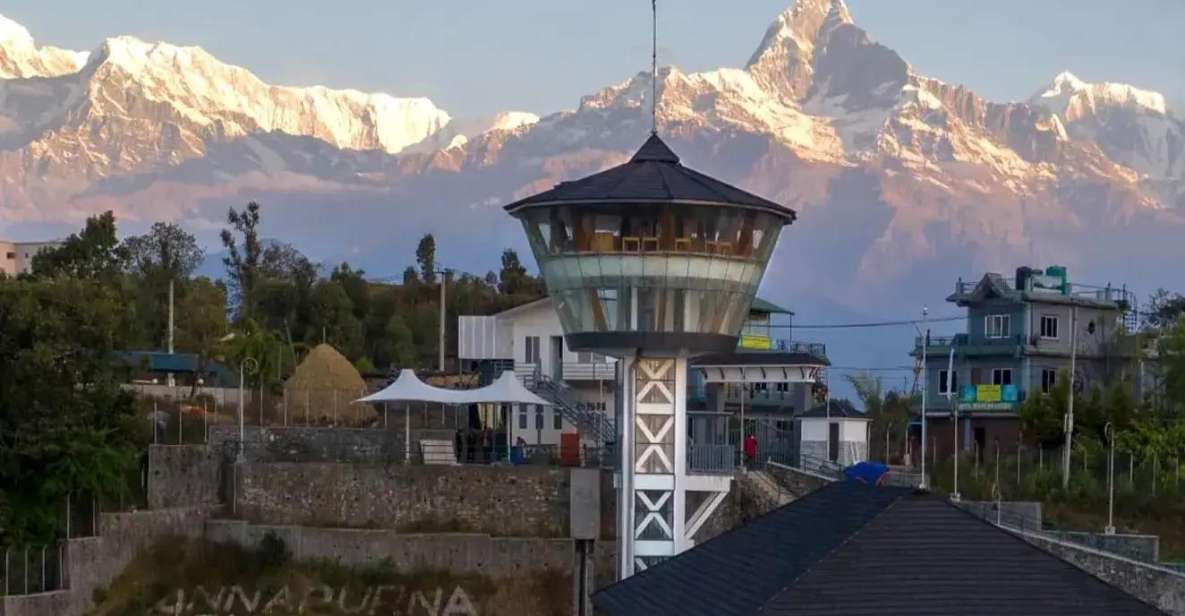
[744,433,758,468]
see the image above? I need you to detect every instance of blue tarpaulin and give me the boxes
[844,461,889,485]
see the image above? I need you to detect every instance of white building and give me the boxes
[0,240,62,276]
[794,400,870,471]
[459,297,616,447]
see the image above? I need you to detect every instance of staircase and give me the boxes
[523,369,616,444]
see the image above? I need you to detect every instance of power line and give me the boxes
[771,315,964,329]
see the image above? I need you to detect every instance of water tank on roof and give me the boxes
[1044,266,1068,294]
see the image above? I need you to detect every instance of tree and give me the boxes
[498,249,528,295]
[308,280,365,360]
[847,372,909,461]
[1019,369,1072,447]
[385,314,418,368]
[416,234,437,284]
[174,278,230,397]
[123,223,206,349]
[1161,319,1185,416]
[221,203,264,322]
[123,222,204,281]
[331,263,370,320]
[0,278,137,542]
[1144,289,1185,332]
[31,211,126,279]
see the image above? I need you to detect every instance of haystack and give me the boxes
[284,343,374,425]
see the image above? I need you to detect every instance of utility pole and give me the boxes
[1062,305,1077,489]
[920,306,929,489]
[167,279,175,388]
[437,270,448,373]
[947,343,960,501]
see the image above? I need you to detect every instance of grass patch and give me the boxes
[88,536,572,615]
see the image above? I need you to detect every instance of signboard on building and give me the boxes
[739,334,772,350]
[958,384,1019,410]
[977,384,1002,403]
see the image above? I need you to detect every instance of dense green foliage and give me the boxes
[1,205,544,541]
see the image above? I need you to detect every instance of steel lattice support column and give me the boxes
[618,356,690,576]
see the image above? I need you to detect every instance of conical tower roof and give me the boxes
[504,134,796,221]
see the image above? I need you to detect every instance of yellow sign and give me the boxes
[977,384,1002,403]
[739,335,772,350]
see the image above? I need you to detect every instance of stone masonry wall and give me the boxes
[147,445,223,509]
[233,462,571,537]
[1044,531,1160,563]
[1015,530,1185,615]
[0,507,217,616]
[205,520,575,576]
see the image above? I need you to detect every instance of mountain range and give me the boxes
[1,0,1182,323]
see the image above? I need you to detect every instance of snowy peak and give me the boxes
[1032,70,1169,119]
[0,13,87,78]
[69,33,452,156]
[748,0,853,63]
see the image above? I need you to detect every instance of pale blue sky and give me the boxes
[6,0,1184,120]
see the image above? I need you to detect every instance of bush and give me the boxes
[257,531,290,568]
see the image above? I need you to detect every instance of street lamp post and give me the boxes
[920,306,929,490]
[434,269,450,373]
[1105,422,1116,535]
[238,357,259,462]
[1062,305,1078,489]
[947,343,960,501]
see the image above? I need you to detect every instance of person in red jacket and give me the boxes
[743,433,758,468]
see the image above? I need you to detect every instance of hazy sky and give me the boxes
[6,0,1184,119]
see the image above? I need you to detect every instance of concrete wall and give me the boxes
[1015,529,1185,616]
[148,445,223,509]
[1044,531,1160,563]
[960,500,1043,530]
[233,462,572,537]
[205,520,576,576]
[0,507,217,616]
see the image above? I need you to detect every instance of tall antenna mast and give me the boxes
[651,0,658,135]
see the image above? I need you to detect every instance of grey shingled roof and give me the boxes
[593,483,1161,616]
[503,134,796,221]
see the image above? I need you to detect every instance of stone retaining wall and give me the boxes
[1014,529,1185,615]
[1045,531,1160,563]
[0,507,217,616]
[233,462,571,536]
[148,445,223,509]
[205,520,576,575]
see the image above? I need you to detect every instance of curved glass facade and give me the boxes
[517,203,784,349]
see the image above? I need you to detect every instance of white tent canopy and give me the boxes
[355,369,552,406]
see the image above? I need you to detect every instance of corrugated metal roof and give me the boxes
[593,483,1162,615]
[503,134,796,221]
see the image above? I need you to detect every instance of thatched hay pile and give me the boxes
[284,344,374,425]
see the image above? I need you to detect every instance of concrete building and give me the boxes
[912,267,1141,458]
[0,239,62,276]
[794,400,870,471]
[459,297,616,448]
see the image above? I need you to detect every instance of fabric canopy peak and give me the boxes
[355,369,552,406]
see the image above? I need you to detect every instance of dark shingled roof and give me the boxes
[797,398,866,419]
[593,483,1161,616]
[503,134,796,221]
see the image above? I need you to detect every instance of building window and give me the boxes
[985,314,1011,339]
[992,368,1013,386]
[553,409,563,430]
[775,382,789,393]
[4,252,14,260]
[1040,315,1059,339]
[524,336,541,364]
[939,370,958,395]
[535,406,544,430]
[1041,369,1057,394]
[518,406,527,430]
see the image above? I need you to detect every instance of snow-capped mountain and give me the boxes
[0,1,1181,309]
[0,14,87,78]
[1030,70,1184,209]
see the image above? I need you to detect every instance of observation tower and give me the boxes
[505,133,797,577]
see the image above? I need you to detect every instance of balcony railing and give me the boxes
[738,337,827,358]
[688,444,735,475]
[914,334,1023,352]
[954,277,1133,306]
[562,362,616,381]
